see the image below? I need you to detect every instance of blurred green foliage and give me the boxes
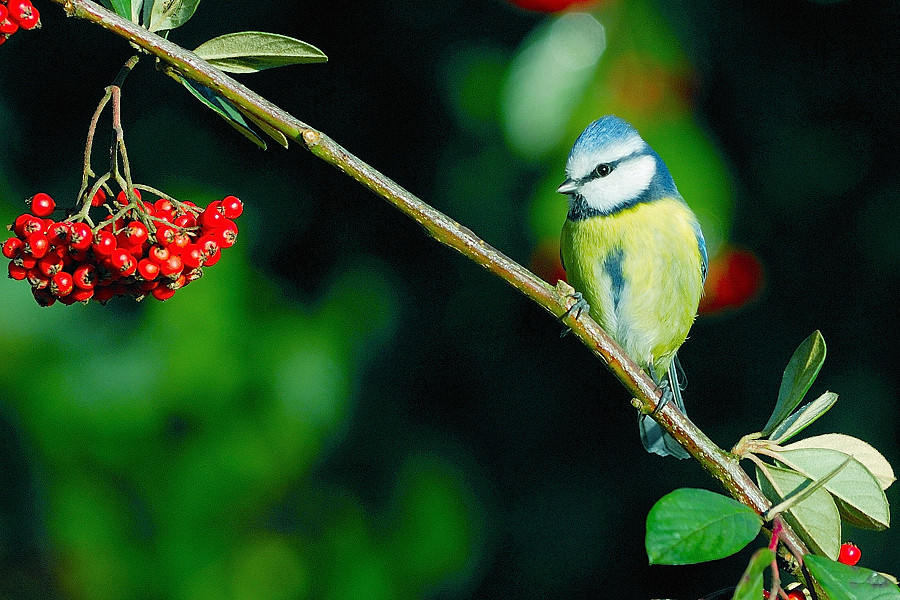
[1,0,899,599]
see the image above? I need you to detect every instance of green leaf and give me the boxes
[762,331,826,436]
[645,488,762,565]
[765,454,851,518]
[769,391,838,444]
[176,76,267,150]
[785,434,895,490]
[756,464,840,559]
[131,0,144,24]
[770,447,890,530]
[731,548,775,600]
[102,0,132,20]
[806,555,900,600]
[194,32,327,74]
[243,111,289,149]
[148,0,201,32]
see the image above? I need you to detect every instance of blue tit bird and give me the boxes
[557,116,707,459]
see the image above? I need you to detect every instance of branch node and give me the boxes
[302,129,321,146]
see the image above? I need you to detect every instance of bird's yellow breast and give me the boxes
[560,198,704,373]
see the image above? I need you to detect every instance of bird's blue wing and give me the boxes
[693,222,708,283]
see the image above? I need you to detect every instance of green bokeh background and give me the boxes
[1,0,899,598]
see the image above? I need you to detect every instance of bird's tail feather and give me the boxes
[639,361,690,459]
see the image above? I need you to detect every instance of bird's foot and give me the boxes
[560,292,590,338]
[651,378,673,417]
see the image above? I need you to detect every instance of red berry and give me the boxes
[109,249,136,277]
[203,247,221,266]
[68,222,93,251]
[200,203,225,229]
[213,220,238,248]
[155,224,177,246]
[51,271,74,298]
[73,264,97,290]
[786,589,806,600]
[91,230,117,257]
[168,231,190,253]
[24,232,50,258]
[147,244,170,265]
[69,287,94,303]
[46,221,72,246]
[159,254,183,278]
[122,221,149,247]
[0,18,19,35]
[181,244,204,269]
[8,262,28,280]
[91,188,108,207]
[0,6,8,22]
[150,285,177,301]
[137,258,160,281]
[2,237,23,259]
[28,193,55,218]
[14,214,44,238]
[26,269,49,289]
[173,214,196,229]
[93,285,117,304]
[219,196,243,219]
[116,188,142,205]
[154,199,174,213]
[838,542,861,566]
[37,253,63,277]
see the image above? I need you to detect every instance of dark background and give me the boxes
[1,0,898,598]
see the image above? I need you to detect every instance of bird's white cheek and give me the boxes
[581,155,656,214]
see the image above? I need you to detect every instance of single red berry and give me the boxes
[154,199,174,213]
[168,231,190,253]
[147,244,170,265]
[184,268,203,284]
[122,221,149,247]
[0,18,19,35]
[14,253,37,269]
[786,589,807,600]
[8,262,28,281]
[116,188,142,205]
[159,254,183,278]
[46,221,72,246]
[203,247,222,266]
[137,258,160,281]
[213,220,238,248]
[154,209,174,224]
[154,224,177,246]
[93,285,116,304]
[196,235,219,257]
[24,232,50,258]
[69,287,94,303]
[150,285,177,301]
[28,193,55,218]
[37,253,63,277]
[109,249,137,276]
[219,196,244,219]
[0,6,8,22]
[14,214,44,238]
[26,269,49,290]
[32,287,56,307]
[181,244,204,269]
[173,213,196,229]
[50,271,74,298]
[91,188,108,207]
[68,222,93,251]
[838,542,861,566]
[2,237,23,259]
[73,264,97,290]
[91,230,117,257]
[200,203,225,229]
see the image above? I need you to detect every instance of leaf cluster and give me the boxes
[645,332,898,600]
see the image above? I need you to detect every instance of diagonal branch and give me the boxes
[50,0,809,560]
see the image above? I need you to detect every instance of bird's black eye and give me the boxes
[592,163,612,178]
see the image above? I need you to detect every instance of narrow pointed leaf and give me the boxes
[731,548,775,600]
[194,32,327,74]
[762,331,826,435]
[765,455,851,518]
[149,0,201,32]
[645,488,762,565]
[756,464,840,558]
[103,0,132,20]
[131,0,144,24]
[784,434,895,490]
[769,391,838,444]
[770,447,889,530]
[243,111,289,148]
[805,555,900,600]
[176,76,266,149]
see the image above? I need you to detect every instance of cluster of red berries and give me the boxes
[0,0,40,46]
[4,190,243,306]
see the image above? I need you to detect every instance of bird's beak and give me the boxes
[557,178,578,195]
